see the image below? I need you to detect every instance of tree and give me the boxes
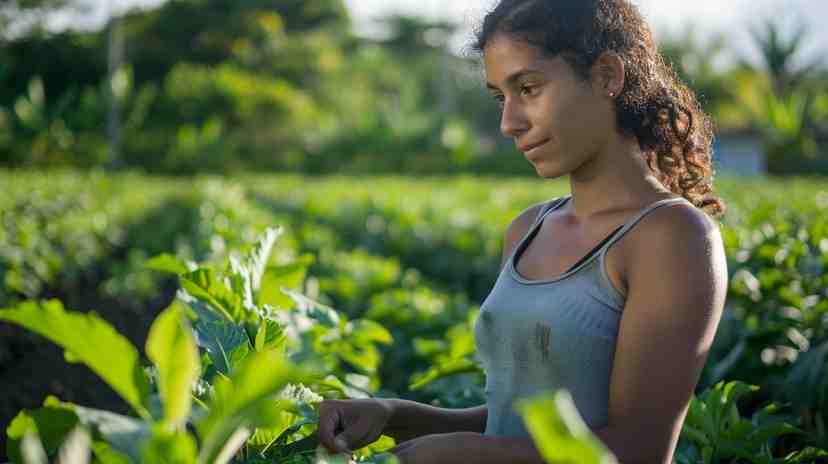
[749,16,819,98]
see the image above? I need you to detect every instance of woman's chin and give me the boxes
[536,169,562,179]
[531,159,565,178]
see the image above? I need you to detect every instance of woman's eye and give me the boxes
[493,95,505,107]
[520,85,536,96]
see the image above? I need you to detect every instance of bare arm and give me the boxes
[422,425,620,464]
[380,399,487,443]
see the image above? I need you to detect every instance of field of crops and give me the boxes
[1,169,827,463]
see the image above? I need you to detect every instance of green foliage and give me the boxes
[3,223,400,463]
[0,300,153,418]
[676,380,804,464]
[515,390,618,464]
[145,302,201,429]
[3,172,828,462]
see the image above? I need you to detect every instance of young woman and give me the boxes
[318,1,728,463]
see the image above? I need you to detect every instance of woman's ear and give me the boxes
[591,52,625,97]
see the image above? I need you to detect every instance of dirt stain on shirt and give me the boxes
[511,332,529,364]
[535,322,551,361]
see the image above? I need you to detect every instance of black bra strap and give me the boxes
[562,224,624,274]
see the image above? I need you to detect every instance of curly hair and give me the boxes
[470,0,725,218]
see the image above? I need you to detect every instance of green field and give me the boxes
[1,169,826,463]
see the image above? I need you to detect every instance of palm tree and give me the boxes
[749,17,819,98]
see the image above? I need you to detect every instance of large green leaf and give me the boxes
[0,300,151,418]
[181,268,244,322]
[192,317,250,376]
[196,349,317,464]
[514,389,618,464]
[179,283,251,376]
[146,301,201,429]
[258,257,313,309]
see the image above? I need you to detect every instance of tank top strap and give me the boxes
[599,196,692,253]
[533,195,571,225]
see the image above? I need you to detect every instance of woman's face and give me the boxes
[484,34,615,178]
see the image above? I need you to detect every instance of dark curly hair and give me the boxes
[470,0,725,218]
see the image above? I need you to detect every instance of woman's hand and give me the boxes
[385,432,483,464]
[317,398,396,455]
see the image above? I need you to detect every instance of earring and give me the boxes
[609,92,616,97]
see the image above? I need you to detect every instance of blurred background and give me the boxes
[2,2,828,462]
[1,0,826,175]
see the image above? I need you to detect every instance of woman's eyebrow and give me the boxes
[486,68,544,90]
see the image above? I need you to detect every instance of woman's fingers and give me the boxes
[318,402,344,453]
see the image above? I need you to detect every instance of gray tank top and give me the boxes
[474,194,691,437]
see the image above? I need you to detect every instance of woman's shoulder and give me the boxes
[500,197,565,265]
[505,196,565,238]
[622,198,726,285]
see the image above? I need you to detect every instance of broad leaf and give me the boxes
[0,300,151,418]
[146,301,201,428]
[258,257,313,309]
[181,268,244,322]
[192,317,250,375]
[514,389,618,464]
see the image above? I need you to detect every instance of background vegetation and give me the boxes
[1,0,826,175]
[1,0,827,462]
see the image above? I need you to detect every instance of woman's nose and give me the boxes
[499,99,529,138]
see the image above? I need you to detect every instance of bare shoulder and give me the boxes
[625,200,728,293]
[632,201,723,253]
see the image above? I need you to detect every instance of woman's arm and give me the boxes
[380,399,487,443]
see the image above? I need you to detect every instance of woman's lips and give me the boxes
[520,139,550,155]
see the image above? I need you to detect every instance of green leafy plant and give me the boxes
[515,389,618,464]
[2,227,397,463]
[675,380,804,464]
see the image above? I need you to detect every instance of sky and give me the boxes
[45,0,828,68]
[342,0,827,67]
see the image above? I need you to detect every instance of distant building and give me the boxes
[712,127,766,175]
